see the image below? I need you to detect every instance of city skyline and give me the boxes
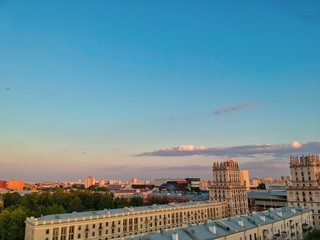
[1,1,320,181]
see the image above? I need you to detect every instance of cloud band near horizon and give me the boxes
[138,141,320,158]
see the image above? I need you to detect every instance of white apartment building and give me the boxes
[128,207,313,240]
[209,157,249,216]
[287,155,320,228]
[24,201,227,240]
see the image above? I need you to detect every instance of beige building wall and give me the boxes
[287,155,320,229]
[209,158,249,216]
[240,169,250,190]
[84,176,95,189]
[25,202,227,240]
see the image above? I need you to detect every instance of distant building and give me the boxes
[250,177,262,188]
[199,180,209,190]
[0,180,6,189]
[7,179,24,191]
[131,184,155,190]
[84,176,95,189]
[185,178,200,190]
[209,158,249,216]
[107,184,122,191]
[25,201,228,240]
[98,180,105,187]
[265,182,287,190]
[152,178,184,187]
[287,155,320,228]
[248,190,287,211]
[113,189,152,199]
[240,169,250,190]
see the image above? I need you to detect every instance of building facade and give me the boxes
[209,157,249,216]
[25,201,228,240]
[0,180,7,188]
[84,176,95,189]
[287,155,320,228]
[7,179,24,190]
[128,207,313,240]
[240,169,250,190]
[248,190,287,211]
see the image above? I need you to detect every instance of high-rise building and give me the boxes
[287,155,320,228]
[209,157,249,216]
[0,180,7,189]
[240,169,250,190]
[7,179,24,191]
[84,176,95,189]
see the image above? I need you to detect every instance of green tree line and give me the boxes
[0,189,168,240]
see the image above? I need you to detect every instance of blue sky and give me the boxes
[1,1,320,181]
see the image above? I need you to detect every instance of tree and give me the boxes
[45,204,66,215]
[114,198,130,208]
[3,193,20,208]
[0,207,28,240]
[306,229,320,240]
[129,196,144,207]
[67,197,84,212]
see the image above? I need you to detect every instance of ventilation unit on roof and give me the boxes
[277,212,283,217]
[209,225,217,234]
[172,232,179,240]
[260,216,266,222]
[238,220,244,227]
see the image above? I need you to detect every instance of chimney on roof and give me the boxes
[172,233,179,240]
[238,220,244,227]
[260,216,266,222]
[209,225,217,234]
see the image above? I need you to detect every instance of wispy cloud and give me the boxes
[214,101,256,115]
[138,141,320,158]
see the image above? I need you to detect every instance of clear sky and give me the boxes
[1,1,320,181]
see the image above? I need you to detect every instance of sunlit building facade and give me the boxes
[85,176,95,189]
[7,179,24,190]
[287,155,320,228]
[209,158,249,216]
[25,201,227,240]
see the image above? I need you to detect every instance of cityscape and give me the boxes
[1,1,320,240]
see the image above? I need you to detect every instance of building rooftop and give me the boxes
[128,207,311,240]
[248,190,287,200]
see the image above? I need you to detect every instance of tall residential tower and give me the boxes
[209,157,249,216]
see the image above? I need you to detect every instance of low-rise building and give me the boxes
[25,201,228,240]
[248,190,287,211]
[128,207,313,240]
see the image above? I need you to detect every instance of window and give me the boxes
[46,229,49,234]
[53,228,59,240]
